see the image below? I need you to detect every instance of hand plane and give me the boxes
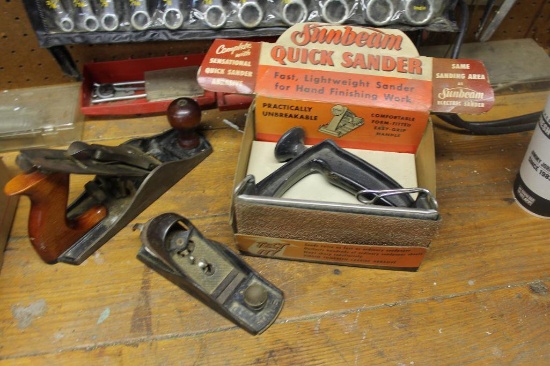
[4,98,212,265]
[137,213,284,335]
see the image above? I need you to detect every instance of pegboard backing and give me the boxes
[0,1,68,88]
[1,0,548,90]
[468,0,549,46]
[0,1,213,89]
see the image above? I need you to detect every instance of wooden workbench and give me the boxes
[1,91,549,365]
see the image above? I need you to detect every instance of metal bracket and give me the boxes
[477,0,518,42]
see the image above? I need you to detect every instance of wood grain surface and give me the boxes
[0,91,549,365]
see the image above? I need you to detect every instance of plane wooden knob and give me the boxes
[167,98,202,149]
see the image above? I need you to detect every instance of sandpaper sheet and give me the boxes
[145,66,204,101]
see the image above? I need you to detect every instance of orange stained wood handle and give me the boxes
[4,171,107,264]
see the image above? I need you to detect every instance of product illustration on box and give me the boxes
[318,104,364,137]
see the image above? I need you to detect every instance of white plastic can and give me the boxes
[514,96,550,218]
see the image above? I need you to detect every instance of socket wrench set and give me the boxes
[24,0,456,47]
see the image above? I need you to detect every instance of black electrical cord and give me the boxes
[451,0,469,59]
[433,0,543,135]
[435,112,540,135]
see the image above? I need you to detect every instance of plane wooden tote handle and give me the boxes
[4,171,107,264]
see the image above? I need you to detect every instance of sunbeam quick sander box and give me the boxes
[198,23,494,270]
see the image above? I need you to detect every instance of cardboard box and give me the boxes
[198,23,494,270]
[0,158,18,272]
[231,110,438,270]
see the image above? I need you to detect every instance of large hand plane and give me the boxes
[4,98,212,265]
